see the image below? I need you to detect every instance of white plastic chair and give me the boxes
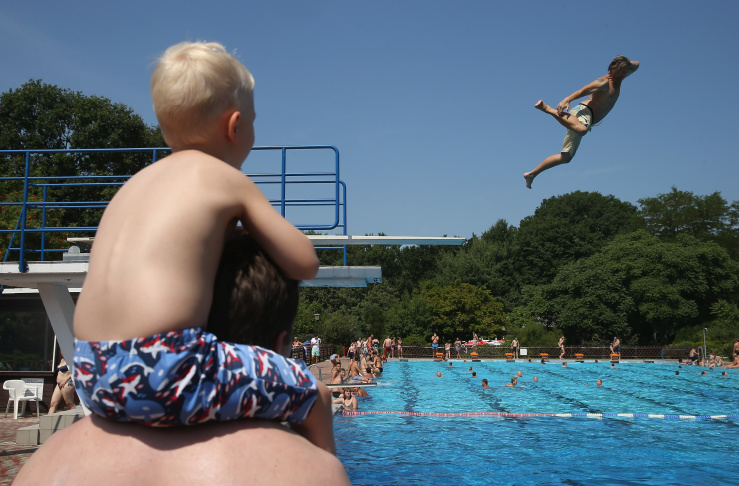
[3,380,42,419]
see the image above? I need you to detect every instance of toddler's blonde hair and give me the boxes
[151,41,254,148]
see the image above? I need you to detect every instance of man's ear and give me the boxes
[226,110,241,142]
[273,330,289,357]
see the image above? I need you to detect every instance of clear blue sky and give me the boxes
[2,1,738,239]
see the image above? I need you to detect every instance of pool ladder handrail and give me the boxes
[308,364,322,381]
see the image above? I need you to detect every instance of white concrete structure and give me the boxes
[1,234,463,371]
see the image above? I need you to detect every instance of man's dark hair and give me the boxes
[207,232,299,350]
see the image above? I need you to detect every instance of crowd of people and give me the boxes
[685,343,739,369]
[327,336,396,410]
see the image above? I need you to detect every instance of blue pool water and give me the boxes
[334,360,738,485]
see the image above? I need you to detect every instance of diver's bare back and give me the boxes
[74,152,245,342]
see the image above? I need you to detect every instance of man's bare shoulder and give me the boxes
[591,75,610,90]
[15,416,350,486]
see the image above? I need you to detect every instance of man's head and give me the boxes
[151,41,255,149]
[608,55,632,76]
[207,232,299,356]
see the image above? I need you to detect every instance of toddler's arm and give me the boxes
[236,175,319,281]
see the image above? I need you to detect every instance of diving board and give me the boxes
[0,262,382,290]
[0,260,381,365]
[309,235,465,245]
[68,235,467,248]
[2,234,460,372]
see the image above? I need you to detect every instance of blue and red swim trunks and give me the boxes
[73,327,318,427]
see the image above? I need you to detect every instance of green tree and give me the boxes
[386,290,433,340]
[0,79,166,254]
[527,231,739,345]
[318,311,360,349]
[355,284,399,339]
[638,187,739,260]
[436,219,519,307]
[516,191,637,285]
[1,188,67,259]
[522,253,634,344]
[705,300,739,357]
[503,306,562,347]
[422,280,506,342]
[295,293,323,340]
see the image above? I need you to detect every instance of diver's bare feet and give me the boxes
[534,100,548,112]
[524,173,534,189]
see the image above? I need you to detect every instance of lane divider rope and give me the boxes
[340,410,738,420]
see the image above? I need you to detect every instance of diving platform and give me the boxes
[0,261,382,289]
[68,234,465,249]
[308,235,465,246]
[0,145,467,390]
[0,259,383,375]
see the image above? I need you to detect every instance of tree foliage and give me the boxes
[421,280,506,342]
[516,191,637,285]
[2,80,739,354]
[436,219,520,307]
[526,231,739,345]
[0,79,165,246]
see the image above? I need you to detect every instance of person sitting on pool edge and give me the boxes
[331,367,347,386]
[347,357,363,381]
[14,233,349,485]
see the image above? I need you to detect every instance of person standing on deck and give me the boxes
[431,333,440,358]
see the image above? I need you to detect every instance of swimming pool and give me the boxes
[334,360,738,485]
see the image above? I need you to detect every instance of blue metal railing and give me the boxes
[0,146,347,272]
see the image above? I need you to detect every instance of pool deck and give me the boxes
[0,416,38,485]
